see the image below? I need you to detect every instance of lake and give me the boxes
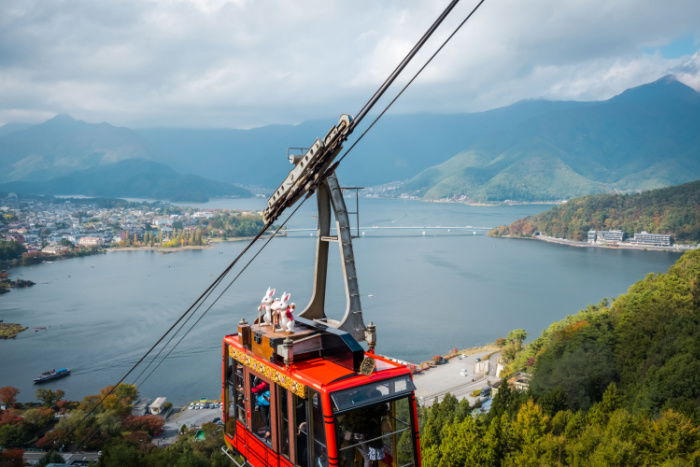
[0,197,682,404]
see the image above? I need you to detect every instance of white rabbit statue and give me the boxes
[257,287,275,326]
[281,302,296,333]
[275,292,291,331]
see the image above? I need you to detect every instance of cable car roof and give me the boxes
[224,333,410,393]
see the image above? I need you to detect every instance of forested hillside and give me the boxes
[420,249,700,465]
[489,179,700,242]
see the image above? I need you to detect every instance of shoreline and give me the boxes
[412,342,500,373]
[108,236,260,253]
[427,199,562,207]
[503,234,697,253]
[109,245,212,253]
[365,194,562,207]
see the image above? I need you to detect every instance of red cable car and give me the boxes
[221,118,422,466]
[221,321,421,467]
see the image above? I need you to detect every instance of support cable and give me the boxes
[75,200,306,449]
[135,0,488,385]
[334,0,487,171]
[68,0,486,449]
[136,199,307,389]
[350,0,461,132]
[68,224,270,447]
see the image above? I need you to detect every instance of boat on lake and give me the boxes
[33,368,71,384]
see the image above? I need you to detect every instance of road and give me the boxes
[153,406,222,446]
[23,451,100,465]
[412,349,501,407]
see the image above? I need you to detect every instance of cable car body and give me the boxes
[221,116,422,466]
[222,320,421,466]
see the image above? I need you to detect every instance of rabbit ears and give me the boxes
[280,292,291,303]
[261,287,276,302]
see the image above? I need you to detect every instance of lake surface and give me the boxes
[0,197,682,404]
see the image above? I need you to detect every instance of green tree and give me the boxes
[0,241,26,261]
[36,388,65,408]
[35,451,65,467]
[22,407,55,430]
[507,329,527,345]
[97,439,144,467]
[0,423,30,448]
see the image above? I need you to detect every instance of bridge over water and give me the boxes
[283,225,494,236]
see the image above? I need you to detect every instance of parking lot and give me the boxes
[153,401,222,446]
[412,348,501,408]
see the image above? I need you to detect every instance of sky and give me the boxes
[1,0,699,129]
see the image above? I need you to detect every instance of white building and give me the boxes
[587,230,597,243]
[596,230,624,244]
[78,236,103,247]
[632,231,672,246]
[42,245,70,255]
[149,397,168,415]
[474,359,490,377]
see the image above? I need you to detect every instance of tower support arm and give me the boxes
[300,173,366,342]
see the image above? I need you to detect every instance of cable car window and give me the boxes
[233,361,245,424]
[310,390,328,467]
[330,375,415,413]
[294,395,309,467]
[250,374,272,446]
[225,357,245,434]
[278,386,290,459]
[335,396,417,467]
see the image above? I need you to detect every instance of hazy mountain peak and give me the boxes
[44,113,79,125]
[611,73,699,103]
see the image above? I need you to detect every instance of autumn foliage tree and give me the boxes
[0,387,19,408]
[0,448,24,467]
[36,389,65,408]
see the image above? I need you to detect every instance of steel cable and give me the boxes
[136,0,488,389]
[334,0,487,170]
[69,0,485,449]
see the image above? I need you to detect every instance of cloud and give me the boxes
[0,0,699,128]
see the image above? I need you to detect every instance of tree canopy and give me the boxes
[421,249,700,465]
[490,179,700,241]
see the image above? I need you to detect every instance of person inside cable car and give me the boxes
[256,387,271,427]
[296,420,309,467]
[250,376,272,444]
[336,388,390,467]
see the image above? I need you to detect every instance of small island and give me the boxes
[489,180,700,251]
[0,321,28,339]
[0,270,35,295]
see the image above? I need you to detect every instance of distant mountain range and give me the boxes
[0,116,250,201]
[1,75,698,202]
[0,159,249,202]
[398,75,700,202]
